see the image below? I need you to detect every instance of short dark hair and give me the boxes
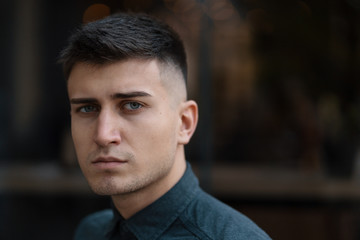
[59,12,187,82]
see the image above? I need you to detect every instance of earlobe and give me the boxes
[178,100,198,145]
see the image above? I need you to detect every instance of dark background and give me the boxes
[1,0,360,239]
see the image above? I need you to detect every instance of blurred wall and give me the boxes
[1,0,360,240]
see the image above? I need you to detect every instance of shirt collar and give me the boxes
[106,162,200,239]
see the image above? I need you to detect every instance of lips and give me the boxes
[92,156,127,169]
[92,156,127,163]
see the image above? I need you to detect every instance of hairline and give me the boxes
[67,57,187,104]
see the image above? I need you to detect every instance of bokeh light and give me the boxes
[83,4,111,23]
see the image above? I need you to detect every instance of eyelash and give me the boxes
[76,105,99,113]
[122,102,144,111]
[75,101,145,114]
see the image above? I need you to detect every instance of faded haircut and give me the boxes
[58,12,187,84]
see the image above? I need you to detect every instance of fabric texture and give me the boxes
[74,163,271,240]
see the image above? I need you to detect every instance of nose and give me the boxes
[94,109,121,147]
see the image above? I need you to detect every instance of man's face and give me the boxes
[67,59,185,196]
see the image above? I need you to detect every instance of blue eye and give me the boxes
[123,102,143,111]
[79,105,98,113]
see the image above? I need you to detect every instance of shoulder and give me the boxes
[181,191,271,240]
[74,209,113,240]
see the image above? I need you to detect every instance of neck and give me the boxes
[111,149,187,219]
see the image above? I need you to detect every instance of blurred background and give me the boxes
[1,0,360,239]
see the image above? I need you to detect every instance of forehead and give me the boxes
[67,59,165,96]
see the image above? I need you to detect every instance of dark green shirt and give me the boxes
[74,163,271,240]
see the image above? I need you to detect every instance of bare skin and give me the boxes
[68,59,198,219]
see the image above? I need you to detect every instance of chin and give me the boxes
[91,184,122,196]
[89,178,139,196]
[87,177,120,195]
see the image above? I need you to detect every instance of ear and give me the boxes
[178,100,198,145]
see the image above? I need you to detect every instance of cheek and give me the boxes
[71,121,81,144]
[148,116,178,146]
[71,120,91,157]
[129,113,177,149]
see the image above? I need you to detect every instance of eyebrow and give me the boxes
[111,91,152,99]
[70,91,152,104]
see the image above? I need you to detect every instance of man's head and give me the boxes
[59,12,187,85]
[59,13,197,208]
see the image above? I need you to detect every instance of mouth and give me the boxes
[91,156,128,169]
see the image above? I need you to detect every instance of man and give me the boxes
[59,12,271,240]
